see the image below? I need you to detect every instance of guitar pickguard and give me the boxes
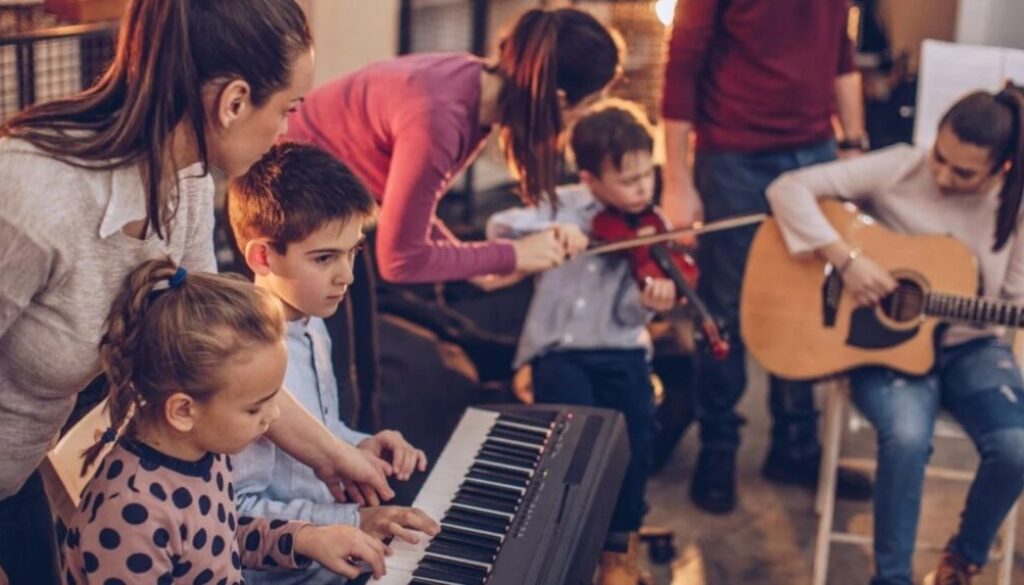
[846,307,920,349]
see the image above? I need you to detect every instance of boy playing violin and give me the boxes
[486,99,678,585]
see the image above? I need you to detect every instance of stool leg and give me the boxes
[813,383,844,585]
[997,499,1018,585]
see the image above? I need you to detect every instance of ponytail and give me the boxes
[81,258,285,475]
[993,85,1024,251]
[493,8,621,206]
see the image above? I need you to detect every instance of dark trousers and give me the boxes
[0,471,60,585]
[531,349,655,533]
[693,140,837,456]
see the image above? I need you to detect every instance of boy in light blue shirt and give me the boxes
[229,143,439,584]
[487,100,678,585]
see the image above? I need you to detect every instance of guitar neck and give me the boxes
[925,292,1024,328]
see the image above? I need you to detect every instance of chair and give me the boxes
[38,398,113,525]
[812,376,1020,585]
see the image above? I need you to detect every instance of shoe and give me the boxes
[598,533,653,585]
[761,450,873,501]
[689,448,737,514]
[927,547,980,585]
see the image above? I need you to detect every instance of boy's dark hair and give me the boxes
[570,98,654,177]
[228,142,377,254]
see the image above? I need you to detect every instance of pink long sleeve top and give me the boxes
[285,53,517,283]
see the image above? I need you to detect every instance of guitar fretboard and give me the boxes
[924,292,1024,327]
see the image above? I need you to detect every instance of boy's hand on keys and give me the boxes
[359,430,428,481]
[295,524,391,579]
[359,506,441,544]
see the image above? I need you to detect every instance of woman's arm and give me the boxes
[263,390,394,506]
[765,144,914,256]
[375,113,517,283]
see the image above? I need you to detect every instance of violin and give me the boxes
[591,205,730,360]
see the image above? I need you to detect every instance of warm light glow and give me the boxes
[655,0,677,27]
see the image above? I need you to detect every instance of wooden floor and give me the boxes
[641,361,1024,585]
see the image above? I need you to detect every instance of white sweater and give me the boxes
[766,143,1024,347]
[0,138,216,498]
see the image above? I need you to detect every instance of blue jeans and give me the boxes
[693,140,837,454]
[531,349,655,534]
[851,337,1024,585]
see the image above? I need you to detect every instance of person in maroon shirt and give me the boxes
[659,0,872,514]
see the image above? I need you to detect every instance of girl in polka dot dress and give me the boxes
[61,259,391,585]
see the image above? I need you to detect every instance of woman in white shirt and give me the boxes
[0,2,391,583]
[767,86,1024,585]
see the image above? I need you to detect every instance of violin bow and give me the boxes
[581,213,768,257]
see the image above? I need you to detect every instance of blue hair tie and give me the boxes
[100,427,117,444]
[168,267,187,289]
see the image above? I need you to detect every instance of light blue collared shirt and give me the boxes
[234,317,370,584]
[487,184,652,368]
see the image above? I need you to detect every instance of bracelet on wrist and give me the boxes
[837,248,861,273]
[837,135,870,152]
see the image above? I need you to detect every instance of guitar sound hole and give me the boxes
[879,279,925,322]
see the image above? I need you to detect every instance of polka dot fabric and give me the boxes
[62,440,311,584]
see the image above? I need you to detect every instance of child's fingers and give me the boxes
[415,449,428,472]
[389,521,421,545]
[321,557,361,580]
[328,482,349,504]
[344,483,367,506]
[353,537,389,578]
[402,508,441,536]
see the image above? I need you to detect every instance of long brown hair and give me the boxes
[941,83,1024,251]
[0,0,311,240]
[492,8,622,206]
[81,258,285,474]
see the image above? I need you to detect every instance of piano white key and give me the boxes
[370,408,501,585]
[423,551,493,572]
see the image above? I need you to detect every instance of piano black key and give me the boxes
[479,443,540,464]
[434,532,500,557]
[453,493,518,514]
[489,426,547,446]
[477,447,538,469]
[494,418,551,437]
[497,411,557,428]
[483,436,544,453]
[466,468,529,489]
[427,540,497,565]
[463,475,526,496]
[437,526,502,548]
[469,463,531,483]
[474,459,532,476]
[448,501,513,523]
[423,548,493,572]
[457,484,520,506]
[411,580,456,585]
[412,566,483,585]
[418,557,489,580]
[444,508,509,533]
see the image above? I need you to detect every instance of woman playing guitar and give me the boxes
[765,85,1024,585]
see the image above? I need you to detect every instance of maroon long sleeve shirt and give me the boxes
[661,0,855,152]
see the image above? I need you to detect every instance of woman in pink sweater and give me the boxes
[285,8,622,284]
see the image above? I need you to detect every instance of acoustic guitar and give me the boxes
[741,199,1021,379]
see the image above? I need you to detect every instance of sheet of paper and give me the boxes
[914,39,1006,146]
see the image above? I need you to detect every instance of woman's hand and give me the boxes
[359,506,441,544]
[512,229,568,273]
[358,431,428,482]
[294,524,391,579]
[550,224,589,256]
[841,255,898,306]
[820,241,897,306]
